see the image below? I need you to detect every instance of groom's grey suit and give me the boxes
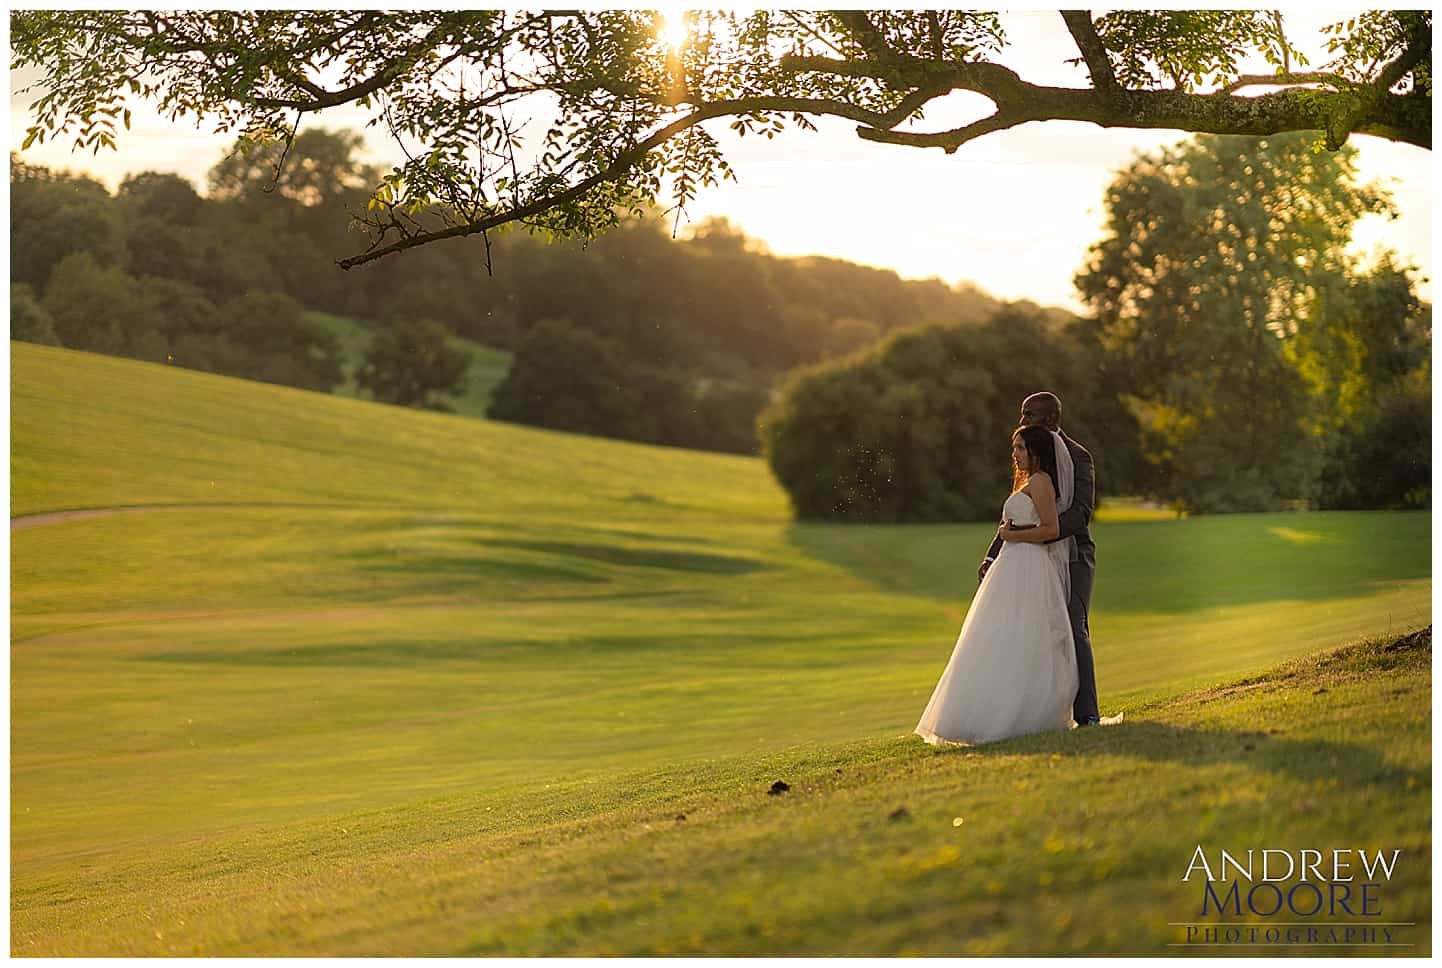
[986,429,1099,722]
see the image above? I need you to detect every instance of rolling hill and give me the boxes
[10,341,1431,954]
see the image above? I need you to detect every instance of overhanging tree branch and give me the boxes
[253,17,466,112]
[786,52,1430,153]
[1060,11,1118,94]
[1375,18,1431,93]
[339,93,918,268]
[347,57,1430,265]
[10,9,1431,271]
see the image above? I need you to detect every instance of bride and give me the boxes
[914,425,1080,745]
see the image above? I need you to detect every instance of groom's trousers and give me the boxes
[1068,552,1099,722]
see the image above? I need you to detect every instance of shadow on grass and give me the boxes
[350,551,608,584]
[913,631,1432,789]
[477,539,769,575]
[137,628,689,666]
[344,515,726,549]
[138,638,520,666]
[923,719,1428,792]
[783,510,1431,613]
[136,630,774,666]
[345,540,766,584]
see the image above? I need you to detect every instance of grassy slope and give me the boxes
[304,310,512,418]
[12,633,1431,956]
[10,342,1432,954]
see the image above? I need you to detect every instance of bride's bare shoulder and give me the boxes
[1023,471,1055,496]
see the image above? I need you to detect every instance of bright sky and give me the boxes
[8,9,1432,314]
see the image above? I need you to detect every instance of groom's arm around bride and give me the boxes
[979,434,1094,580]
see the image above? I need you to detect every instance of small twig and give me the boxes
[1221,71,1350,94]
[1273,11,1291,76]
[779,11,846,58]
[857,110,1018,153]
[262,109,302,194]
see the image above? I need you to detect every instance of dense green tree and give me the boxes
[1300,252,1431,426]
[117,171,204,224]
[499,213,996,377]
[204,129,385,314]
[760,304,1126,522]
[12,11,1428,269]
[355,318,472,410]
[41,252,166,361]
[771,255,994,337]
[1059,315,1149,499]
[179,222,275,303]
[665,223,794,370]
[136,275,218,347]
[1317,378,1431,510]
[207,128,379,210]
[115,172,212,284]
[487,316,759,449]
[10,283,61,346]
[694,379,775,454]
[11,156,127,290]
[208,291,345,392]
[478,210,999,453]
[487,318,655,440]
[508,218,699,365]
[488,315,778,453]
[161,289,345,391]
[1074,132,1398,512]
[1312,257,1431,510]
[121,216,207,282]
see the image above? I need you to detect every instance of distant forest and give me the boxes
[11,128,1429,517]
[11,128,1018,455]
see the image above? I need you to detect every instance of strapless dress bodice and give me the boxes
[1002,490,1040,526]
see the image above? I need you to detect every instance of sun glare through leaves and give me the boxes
[656,9,689,51]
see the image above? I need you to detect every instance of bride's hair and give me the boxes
[1012,425,1058,492]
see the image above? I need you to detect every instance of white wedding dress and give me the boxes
[914,489,1080,745]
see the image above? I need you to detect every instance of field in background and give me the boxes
[10,341,1431,954]
[304,310,513,418]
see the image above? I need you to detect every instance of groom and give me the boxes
[978,391,1102,726]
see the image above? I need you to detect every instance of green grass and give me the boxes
[10,341,1432,955]
[304,310,513,418]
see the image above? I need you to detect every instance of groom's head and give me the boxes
[1019,392,1061,431]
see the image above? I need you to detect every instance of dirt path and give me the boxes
[11,507,167,529]
[10,503,374,530]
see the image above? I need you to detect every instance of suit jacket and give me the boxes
[987,429,1095,565]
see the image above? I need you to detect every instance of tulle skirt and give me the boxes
[914,540,1079,745]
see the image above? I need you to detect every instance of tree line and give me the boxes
[11,129,1428,516]
[11,128,1003,442]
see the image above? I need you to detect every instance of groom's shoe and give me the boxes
[1077,715,1102,727]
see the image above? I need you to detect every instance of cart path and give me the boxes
[10,502,382,530]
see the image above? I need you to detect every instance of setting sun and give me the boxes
[657,9,688,50]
